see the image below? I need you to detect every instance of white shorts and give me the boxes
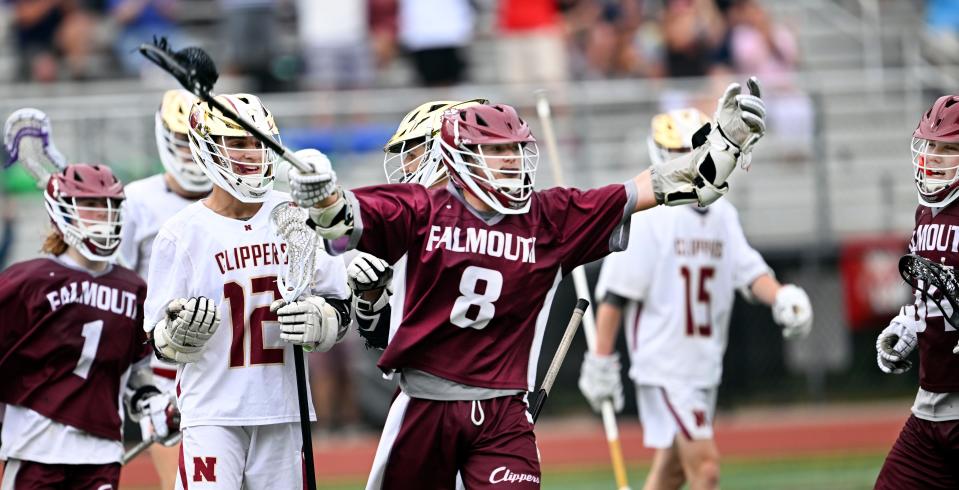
[175,424,304,490]
[636,384,717,448]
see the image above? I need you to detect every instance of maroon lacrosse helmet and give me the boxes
[44,163,125,261]
[438,104,539,214]
[913,95,959,207]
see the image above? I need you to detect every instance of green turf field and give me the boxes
[313,452,884,489]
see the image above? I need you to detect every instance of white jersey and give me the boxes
[144,190,349,428]
[120,174,197,279]
[595,201,770,388]
[0,406,121,464]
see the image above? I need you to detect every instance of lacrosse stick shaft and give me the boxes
[535,90,632,490]
[532,298,588,422]
[121,438,154,465]
[138,44,311,173]
[293,346,317,490]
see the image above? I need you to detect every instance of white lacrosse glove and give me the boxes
[129,388,179,442]
[713,76,766,158]
[578,352,625,413]
[877,304,923,374]
[153,297,220,363]
[773,284,813,339]
[348,252,393,314]
[288,149,338,208]
[651,77,766,207]
[270,296,342,352]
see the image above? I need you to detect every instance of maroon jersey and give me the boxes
[348,183,631,391]
[909,205,959,392]
[0,257,149,440]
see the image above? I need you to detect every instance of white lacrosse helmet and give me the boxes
[647,108,711,167]
[156,89,211,193]
[44,163,125,262]
[439,104,539,215]
[384,99,488,188]
[188,93,279,203]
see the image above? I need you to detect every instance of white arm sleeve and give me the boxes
[144,229,193,331]
[595,212,659,302]
[727,207,772,291]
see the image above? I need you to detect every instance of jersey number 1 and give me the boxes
[224,276,285,367]
[680,266,715,337]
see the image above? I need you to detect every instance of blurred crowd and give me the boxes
[2,0,804,90]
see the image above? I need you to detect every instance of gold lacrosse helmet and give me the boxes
[188,93,279,203]
[155,90,212,193]
[383,98,488,188]
[647,108,711,166]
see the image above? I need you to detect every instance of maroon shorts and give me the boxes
[367,393,541,490]
[1,459,120,489]
[875,414,959,489]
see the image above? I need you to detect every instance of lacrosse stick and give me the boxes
[532,299,589,422]
[270,201,319,490]
[3,108,67,186]
[138,38,312,173]
[535,90,631,490]
[121,432,182,465]
[899,253,959,354]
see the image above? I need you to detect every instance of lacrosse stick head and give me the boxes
[270,202,318,303]
[4,108,67,187]
[899,253,959,327]
[139,38,219,98]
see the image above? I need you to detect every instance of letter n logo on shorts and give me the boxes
[193,457,217,482]
[693,410,707,428]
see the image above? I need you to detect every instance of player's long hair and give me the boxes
[41,228,68,256]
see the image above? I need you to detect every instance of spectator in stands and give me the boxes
[9,0,99,82]
[296,0,374,90]
[725,0,812,159]
[397,0,474,87]
[369,0,398,71]
[218,0,282,91]
[108,0,185,76]
[725,0,798,90]
[567,0,652,79]
[660,0,726,78]
[495,0,569,85]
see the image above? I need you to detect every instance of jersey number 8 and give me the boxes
[450,266,503,330]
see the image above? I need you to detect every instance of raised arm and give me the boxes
[633,77,767,213]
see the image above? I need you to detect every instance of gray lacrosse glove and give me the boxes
[773,284,813,339]
[877,303,922,374]
[153,297,220,363]
[651,77,766,207]
[288,149,338,208]
[270,296,343,352]
[578,352,625,413]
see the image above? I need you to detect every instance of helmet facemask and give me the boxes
[156,90,211,194]
[156,112,212,193]
[188,93,279,203]
[45,194,124,261]
[383,136,447,187]
[913,136,959,207]
[442,138,539,214]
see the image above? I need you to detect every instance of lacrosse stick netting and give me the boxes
[4,108,67,186]
[271,202,319,303]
